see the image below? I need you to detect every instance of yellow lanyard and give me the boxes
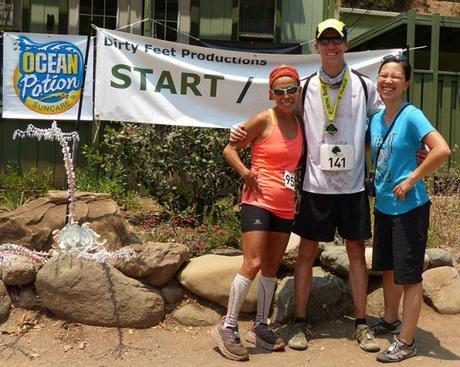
[320,68,350,136]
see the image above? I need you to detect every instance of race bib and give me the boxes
[284,170,295,190]
[320,144,355,171]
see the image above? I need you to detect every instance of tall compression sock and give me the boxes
[223,273,252,329]
[255,274,277,325]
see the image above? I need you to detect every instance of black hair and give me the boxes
[378,55,412,81]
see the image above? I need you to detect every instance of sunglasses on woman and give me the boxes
[271,86,300,96]
[382,54,408,62]
[317,37,345,46]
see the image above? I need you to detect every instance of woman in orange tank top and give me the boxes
[211,66,303,361]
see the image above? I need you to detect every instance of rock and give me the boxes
[161,280,186,304]
[8,285,40,309]
[271,267,352,324]
[365,247,380,276]
[0,280,11,322]
[178,254,258,313]
[281,233,300,269]
[115,242,190,288]
[172,303,221,326]
[321,246,429,277]
[366,283,403,318]
[210,248,243,256]
[320,246,349,278]
[0,191,139,251]
[281,234,328,270]
[423,266,460,314]
[426,248,453,268]
[1,255,39,286]
[35,254,165,327]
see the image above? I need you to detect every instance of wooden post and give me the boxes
[335,0,341,19]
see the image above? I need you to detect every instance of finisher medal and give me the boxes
[325,122,338,136]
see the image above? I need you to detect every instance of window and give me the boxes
[0,0,14,30]
[79,0,117,35]
[153,0,178,41]
[239,0,275,41]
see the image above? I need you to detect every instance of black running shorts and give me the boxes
[292,191,371,242]
[372,201,430,285]
[240,204,293,233]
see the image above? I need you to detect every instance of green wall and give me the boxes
[280,0,324,52]
[199,0,234,40]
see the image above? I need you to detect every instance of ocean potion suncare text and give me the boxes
[13,36,84,114]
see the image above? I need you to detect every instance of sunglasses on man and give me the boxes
[317,37,345,46]
[271,86,300,96]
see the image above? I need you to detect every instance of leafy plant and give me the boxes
[139,195,241,256]
[76,145,141,210]
[95,123,246,218]
[0,164,53,211]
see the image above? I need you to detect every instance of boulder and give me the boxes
[281,233,300,269]
[1,255,39,286]
[365,247,381,276]
[35,254,165,327]
[210,248,243,256]
[426,248,453,268]
[172,303,221,326]
[0,191,139,251]
[271,267,352,324]
[281,234,331,270]
[177,254,258,313]
[321,246,429,277]
[423,266,460,314]
[0,280,11,323]
[8,285,40,309]
[115,242,190,288]
[320,246,350,278]
[160,280,186,305]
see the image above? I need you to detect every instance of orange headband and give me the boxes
[269,66,300,89]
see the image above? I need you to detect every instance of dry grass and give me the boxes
[428,194,460,248]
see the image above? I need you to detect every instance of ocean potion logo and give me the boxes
[13,36,84,114]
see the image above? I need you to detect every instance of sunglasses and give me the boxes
[317,37,345,46]
[271,86,300,96]
[382,54,408,62]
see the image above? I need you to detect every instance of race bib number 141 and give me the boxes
[320,144,355,171]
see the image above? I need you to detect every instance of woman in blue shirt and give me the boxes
[368,55,450,363]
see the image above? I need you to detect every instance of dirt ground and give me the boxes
[0,302,459,367]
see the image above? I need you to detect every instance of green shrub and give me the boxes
[0,164,53,211]
[140,195,241,256]
[76,145,141,210]
[95,123,246,218]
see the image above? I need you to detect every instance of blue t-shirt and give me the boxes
[368,103,435,215]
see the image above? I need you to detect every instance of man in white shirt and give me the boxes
[231,18,381,353]
[287,18,381,353]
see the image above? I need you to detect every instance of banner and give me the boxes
[2,32,94,120]
[95,27,400,129]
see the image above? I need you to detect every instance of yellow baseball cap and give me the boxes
[316,18,347,39]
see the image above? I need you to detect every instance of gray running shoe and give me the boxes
[377,335,417,363]
[245,322,285,351]
[211,323,249,361]
[287,322,309,350]
[353,324,380,352]
[370,318,401,335]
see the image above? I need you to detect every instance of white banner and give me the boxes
[95,27,400,129]
[2,32,94,120]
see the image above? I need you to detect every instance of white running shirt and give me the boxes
[301,70,382,194]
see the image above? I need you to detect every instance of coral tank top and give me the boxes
[241,108,303,219]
